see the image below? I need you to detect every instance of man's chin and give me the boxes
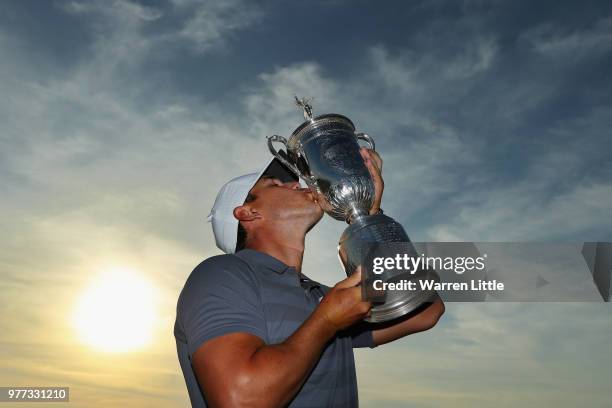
[305,209,324,233]
[310,201,325,217]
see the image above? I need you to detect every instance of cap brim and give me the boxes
[262,153,299,183]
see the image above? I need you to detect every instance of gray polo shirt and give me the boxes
[174,248,375,407]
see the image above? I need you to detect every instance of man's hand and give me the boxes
[360,148,384,215]
[315,270,372,331]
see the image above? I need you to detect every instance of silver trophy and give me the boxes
[267,97,437,322]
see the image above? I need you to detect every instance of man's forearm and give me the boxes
[237,311,337,407]
[372,296,445,346]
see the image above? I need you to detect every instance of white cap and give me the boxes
[207,157,298,254]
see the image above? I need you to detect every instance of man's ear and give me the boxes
[233,205,261,222]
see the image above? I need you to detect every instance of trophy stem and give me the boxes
[347,205,369,224]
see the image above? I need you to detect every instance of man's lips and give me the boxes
[298,187,317,202]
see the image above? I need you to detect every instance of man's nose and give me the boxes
[285,181,301,190]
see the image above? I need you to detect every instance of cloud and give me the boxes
[63,0,162,21]
[244,62,341,139]
[61,0,162,74]
[426,107,612,241]
[370,35,498,87]
[173,0,264,53]
[524,17,612,58]
[61,0,263,68]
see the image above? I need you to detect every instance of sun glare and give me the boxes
[73,267,157,352]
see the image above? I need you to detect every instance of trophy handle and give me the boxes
[356,132,376,150]
[266,135,304,181]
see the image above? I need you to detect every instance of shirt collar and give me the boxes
[235,249,321,290]
[235,248,293,274]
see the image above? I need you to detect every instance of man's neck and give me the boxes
[246,229,306,273]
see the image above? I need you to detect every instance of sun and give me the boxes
[73,267,157,352]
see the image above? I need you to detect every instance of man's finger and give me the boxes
[360,149,382,178]
[368,150,383,172]
[335,269,362,289]
[359,147,371,165]
[360,151,378,178]
[360,148,382,172]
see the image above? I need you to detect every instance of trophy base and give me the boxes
[364,278,436,323]
[338,214,438,323]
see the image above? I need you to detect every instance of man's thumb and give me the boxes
[335,268,362,289]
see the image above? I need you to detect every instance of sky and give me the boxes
[1,0,611,407]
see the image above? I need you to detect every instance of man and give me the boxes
[174,148,445,407]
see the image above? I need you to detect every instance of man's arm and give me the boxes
[191,271,371,408]
[371,295,445,346]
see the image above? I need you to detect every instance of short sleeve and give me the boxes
[177,255,267,357]
[348,321,376,348]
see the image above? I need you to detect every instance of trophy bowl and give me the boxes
[267,113,376,223]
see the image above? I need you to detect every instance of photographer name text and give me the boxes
[372,279,504,291]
